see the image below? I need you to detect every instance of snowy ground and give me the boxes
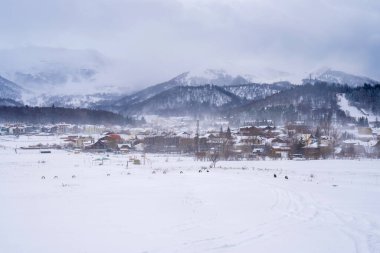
[1,136,380,253]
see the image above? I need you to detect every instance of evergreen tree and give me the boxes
[226,126,232,139]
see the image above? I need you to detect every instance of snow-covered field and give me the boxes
[1,136,380,253]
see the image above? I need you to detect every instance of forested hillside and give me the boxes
[346,84,380,114]
[0,106,131,125]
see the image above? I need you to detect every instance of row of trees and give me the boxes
[0,105,133,125]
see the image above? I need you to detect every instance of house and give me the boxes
[101,133,123,142]
[118,144,131,153]
[9,125,26,135]
[286,122,311,136]
[85,140,111,152]
[83,125,105,134]
[338,140,367,158]
[0,126,9,135]
[271,146,291,159]
[270,138,291,159]
[252,147,264,157]
[143,133,181,153]
[303,142,321,159]
[358,127,372,135]
[64,136,94,149]
[56,124,71,134]
[373,141,380,158]
[239,126,263,136]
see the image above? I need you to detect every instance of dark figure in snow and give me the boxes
[180,171,183,174]
[41,176,45,179]
[198,169,202,173]
[72,175,76,179]
[163,171,167,174]
[53,176,58,179]
[152,171,156,174]
[274,174,277,178]
[107,173,110,177]
[285,176,288,180]
[206,170,210,173]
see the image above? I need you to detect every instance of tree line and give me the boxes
[0,105,133,125]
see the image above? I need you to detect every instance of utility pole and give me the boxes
[196,119,200,153]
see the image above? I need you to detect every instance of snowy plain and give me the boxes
[1,136,380,253]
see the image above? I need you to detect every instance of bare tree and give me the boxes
[209,152,220,168]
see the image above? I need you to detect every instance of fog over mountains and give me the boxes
[307,68,380,87]
[0,46,379,122]
[0,47,112,95]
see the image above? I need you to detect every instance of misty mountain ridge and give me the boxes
[223,82,293,101]
[174,69,251,86]
[1,56,380,121]
[0,98,23,107]
[231,82,380,125]
[106,78,295,117]
[118,84,243,116]
[1,46,378,93]
[108,70,380,120]
[26,93,122,108]
[0,46,107,94]
[0,75,28,101]
[111,69,250,109]
[305,68,379,87]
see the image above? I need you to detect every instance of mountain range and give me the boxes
[1,63,379,122]
[0,75,26,101]
[0,47,108,95]
[305,68,379,87]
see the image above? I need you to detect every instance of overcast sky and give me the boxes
[1,0,379,86]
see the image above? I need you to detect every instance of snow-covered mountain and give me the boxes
[0,75,27,101]
[120,84,242,116]
[305,68,379,87]
[0,98,23,107]
[0,47,124,108]
[4,60,379,120]
[113,69,251,108]
[26,93,122,109]
[0,47,107,93]
[0,75,120,108]
[108,70,297,116]
[174,69,251,86]
[224,82,293,101]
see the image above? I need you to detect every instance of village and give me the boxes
[1,117,380,160]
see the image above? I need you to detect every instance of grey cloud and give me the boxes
[0,0,379,88]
